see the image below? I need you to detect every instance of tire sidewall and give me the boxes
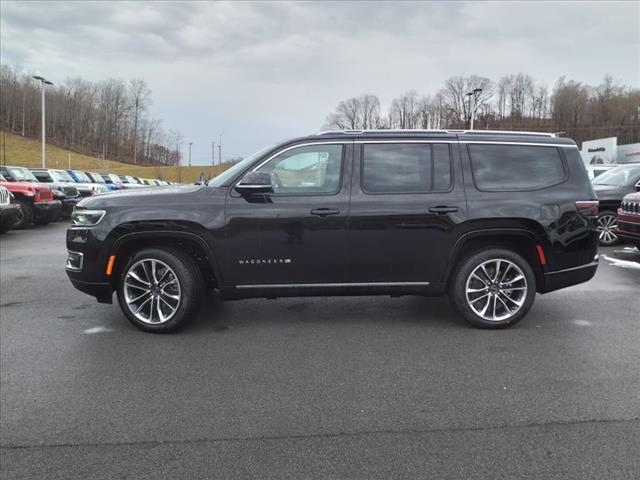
[451,248,537,329]
[117,248,202,333]
[14,199,33,229]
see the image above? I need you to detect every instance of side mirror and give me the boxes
[235,171,273,195]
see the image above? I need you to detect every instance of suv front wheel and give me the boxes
[450,248,536,329]
[117,248,203,333]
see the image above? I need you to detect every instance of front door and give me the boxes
[224,141,352,288]
[347,140,466,284]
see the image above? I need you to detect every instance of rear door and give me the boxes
[346,138,467,283]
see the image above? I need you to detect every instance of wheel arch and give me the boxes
[445,228,545,292]
[110,230,221,292]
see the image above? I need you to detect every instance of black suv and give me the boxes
[66,130,599,332]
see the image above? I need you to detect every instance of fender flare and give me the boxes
[110,230,223,285]
[444,227,543,281]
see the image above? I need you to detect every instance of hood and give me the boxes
[0,180,49,191]
[592,183,623,200]
[77,184,207,209]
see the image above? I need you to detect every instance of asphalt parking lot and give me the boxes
[1,222,639,479]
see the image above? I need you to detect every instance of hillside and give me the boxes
[0,132,228,184]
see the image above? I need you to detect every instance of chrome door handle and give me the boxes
[310,208,340,217]
[428,206,459,214]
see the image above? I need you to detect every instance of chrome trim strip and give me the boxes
[461,141,576,148]
[251,141,350,172]
[546,258,599,276]
[236,281,431,289]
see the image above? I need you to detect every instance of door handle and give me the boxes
[310,208,340,217]
[428,206,459,214]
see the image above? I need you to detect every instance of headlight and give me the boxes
[52,189,65,198]
[71,209,106,226]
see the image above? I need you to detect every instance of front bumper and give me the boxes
[541,257,599,293]
[61,197,80,216]
[33,200,62,220]
[68,277,113,303]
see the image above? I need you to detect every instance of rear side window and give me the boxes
[468,144,565,191]
[362,143,452,194]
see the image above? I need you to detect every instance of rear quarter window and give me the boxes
[468,144,566,191]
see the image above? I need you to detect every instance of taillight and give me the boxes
[576,200,598,217]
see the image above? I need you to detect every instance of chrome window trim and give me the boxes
[237,281,430,289]
[250,141,350,172]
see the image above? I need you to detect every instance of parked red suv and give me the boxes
[616,192,640,249]
[0,173,62,229]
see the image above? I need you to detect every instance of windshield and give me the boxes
[88,172,105,183]
[72,170,92,183]
[593,165,640,187]
[109,174,123,184]
[208,145,274,187]
[8,167,38,182]
[51,170,75,182]
[126,176,137,184]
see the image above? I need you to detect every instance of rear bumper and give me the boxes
[541,257,599,293]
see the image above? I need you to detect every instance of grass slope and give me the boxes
[0,132,228,183]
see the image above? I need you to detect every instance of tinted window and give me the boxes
[257,144,343,194]
[469,144,565,191]
[32,171,54,182]
[362,143,451,194]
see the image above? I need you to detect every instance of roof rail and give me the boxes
[317,129,555,137]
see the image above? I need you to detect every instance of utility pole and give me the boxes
[211,141,215,167]
[465,88,483,130]
[188,142,193,167]
[218,133,222,166]
[32,76,54,167]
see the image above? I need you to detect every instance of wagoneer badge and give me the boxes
[238,258,292,265]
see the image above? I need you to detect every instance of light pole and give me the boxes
[465,88,483,130]
[188,142,193,167]
[218,133,223,166]
[32,76,54,167]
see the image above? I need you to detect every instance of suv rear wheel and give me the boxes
[450,248,536,329]
[117,248,203,333]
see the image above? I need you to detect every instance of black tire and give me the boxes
[13,199,33,229]
[449,248,537,329]
[33,215,52,226]
[597,211,619,246]
[117,247,204,333]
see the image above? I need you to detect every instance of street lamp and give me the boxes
[465,88,483,130]
[32,76,54,167]
[188,142,193,167]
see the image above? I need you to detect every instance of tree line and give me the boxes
[324,74,640,146]
[0,64,182,166]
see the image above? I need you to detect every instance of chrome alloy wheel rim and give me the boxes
[123,259,181,324]
[465,259,527,322]
[597,214,618,245]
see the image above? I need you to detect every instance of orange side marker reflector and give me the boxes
[536,245,547,266]
[106,255,116,276]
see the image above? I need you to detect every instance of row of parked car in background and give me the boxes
[1,162,639,250]
[0,165,176,232]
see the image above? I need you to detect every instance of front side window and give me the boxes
[361,143,452,194]
[255,144,343,195]
[469,144,565,191]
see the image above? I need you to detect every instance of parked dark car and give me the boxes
[615,192,640,249]
[29,168,81,217]
[0,167,62,228]
[66,130,599,333]
[591,164,640,245]
[0,185,20,233]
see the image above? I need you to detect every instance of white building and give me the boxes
[580,137,640,165]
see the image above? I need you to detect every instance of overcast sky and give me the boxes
[2,1,638,164]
